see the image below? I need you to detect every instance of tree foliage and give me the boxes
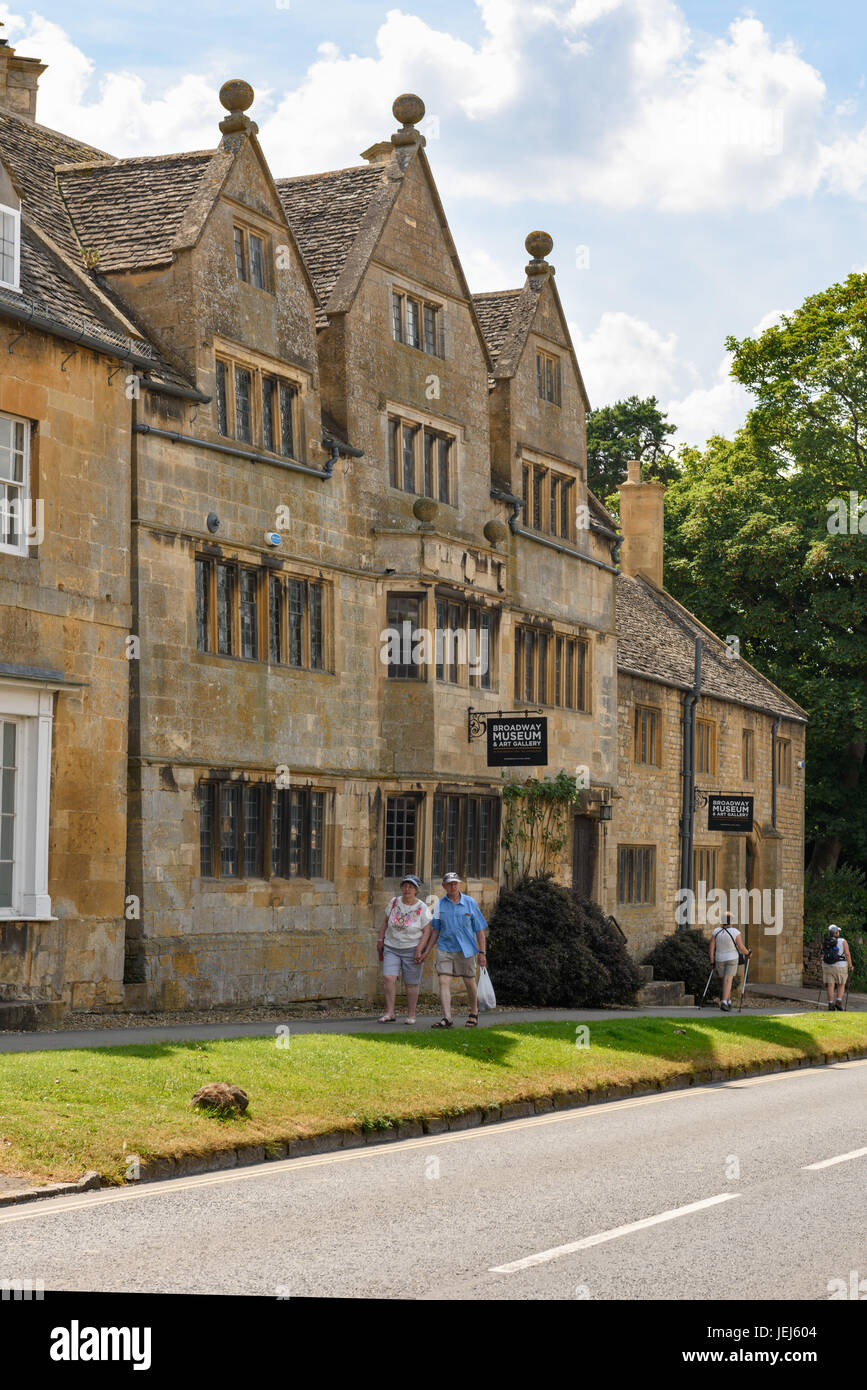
[586,394,680,507]
[663,274,867,874]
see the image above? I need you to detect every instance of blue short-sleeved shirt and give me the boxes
[433,893,487,957]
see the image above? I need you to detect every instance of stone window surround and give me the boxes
[693,845,719,892]
[0,407,30,557]
[616,843,657,907]
[383,401,462,508]
[535,344,562,407]
[633,701,662,766]
[197,774,335,884]
[742,726,755,781]
[696,715,718,777]
[513,619,591,713]
[211,336,307,459]
[194,551,332,672]
[520,447,580,544]
[388,276,446,357]
[379,782,504,887]
[0,202,20,293]
[232,221,270,292]
[0,677,55,920]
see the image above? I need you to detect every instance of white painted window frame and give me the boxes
[0,679,55,920]
[0,410,30,558]
[0,204,21,293]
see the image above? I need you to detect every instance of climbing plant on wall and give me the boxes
[500,771,582,886]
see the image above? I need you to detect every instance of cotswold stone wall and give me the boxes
[0,331,130,1009]
[605,674,805,984]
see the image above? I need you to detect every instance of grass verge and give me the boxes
[1,1013,865,1185]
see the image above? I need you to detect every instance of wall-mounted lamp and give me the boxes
[599,803,613,822]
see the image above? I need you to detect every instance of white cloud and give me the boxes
[463,247,520,293]
[569,310,686,405]
[571,306,792,446]
[4,0,867,213]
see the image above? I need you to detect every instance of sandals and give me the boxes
[404,1017,416,1025]
[378,1014,396,1023]
[431,1017,453,1028]
[465,1013,479,1028]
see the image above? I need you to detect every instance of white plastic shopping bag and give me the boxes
[477,966,496,1011]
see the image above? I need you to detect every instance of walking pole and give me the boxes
[737,951,752,1013]
[843,969,852,1013]
[698,966,714,1009]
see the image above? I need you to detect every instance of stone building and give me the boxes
[0,38,806,1017]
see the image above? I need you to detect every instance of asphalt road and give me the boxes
[0,1058,864,1301]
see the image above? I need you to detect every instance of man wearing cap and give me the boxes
[821,924,853,1010]
[420,872,488,1028]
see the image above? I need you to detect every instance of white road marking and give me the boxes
[489,1193,741,1273]
[0,1057,863,1227]
[803,1145,867,1171]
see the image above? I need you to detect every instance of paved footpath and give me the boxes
[0,1002,815,1052]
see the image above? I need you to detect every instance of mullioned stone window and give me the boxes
[617,845,656,905]
[199,780,328,881]
[431,793,500,880]
[514,625,587,710]
[215,355,298,456]
[196,557,327,669]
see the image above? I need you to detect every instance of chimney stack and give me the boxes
[0,25,46,123]
[617,459,666,588]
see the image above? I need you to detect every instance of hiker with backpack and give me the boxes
[821,924,852,1011]
[709,914,751,1013]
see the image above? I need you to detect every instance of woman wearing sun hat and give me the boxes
[376,875,433,1024]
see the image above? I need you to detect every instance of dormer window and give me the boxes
[392,288,443,357]
[536,349,561,405]
[0,205,20,292]
[233,225,269,291]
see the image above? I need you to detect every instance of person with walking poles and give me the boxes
[821,924,852,1011]
[376,875,432,1025]
[420,872,488,1029]
[709,913,751,1013]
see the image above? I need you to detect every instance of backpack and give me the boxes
[821,934,842,965]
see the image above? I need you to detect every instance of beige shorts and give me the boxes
[435,949,477,978]
[715,959,737,978]
[822,962,848,985]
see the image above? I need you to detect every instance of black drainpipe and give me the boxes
[771,716,781,830]
[679,637,702,910]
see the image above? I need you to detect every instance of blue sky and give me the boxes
[3,0,867,444]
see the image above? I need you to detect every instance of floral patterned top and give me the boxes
[383,896,433,949]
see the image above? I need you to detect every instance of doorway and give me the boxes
[572,815,597,900]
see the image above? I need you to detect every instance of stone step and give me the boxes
[0,1000,39,1031]
[636,979,690,1007]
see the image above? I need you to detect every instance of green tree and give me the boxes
[663,273,867,874]
[586,395,680,504]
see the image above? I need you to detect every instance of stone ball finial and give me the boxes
[525,230,553,260]
[393,93,425,127]
[220,79,255,114]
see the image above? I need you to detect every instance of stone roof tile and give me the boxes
[57,152,215,272]
[275,164,390,307]
[616,574,806,720]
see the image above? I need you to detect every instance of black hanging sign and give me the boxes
[707,794,754,832]
[487,716,548,767]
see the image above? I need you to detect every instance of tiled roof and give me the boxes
[57,152,215,272]
[0,109,108,253]
[616,574,806,721]
[0,227,195,389]
[275,164,390,307]
[472,289,522,364]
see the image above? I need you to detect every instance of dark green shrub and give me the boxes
[488,875,643,1007]
[572,895,643,1004]
[643,928,720,1001]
